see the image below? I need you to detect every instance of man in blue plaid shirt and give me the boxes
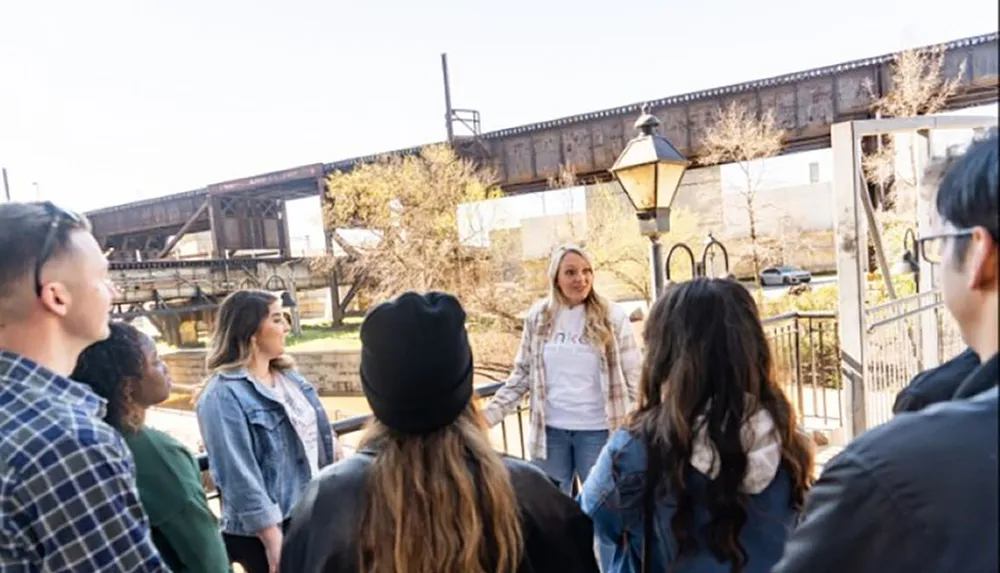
[0,202,165,571]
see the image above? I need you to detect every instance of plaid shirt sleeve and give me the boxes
[483,312,536,427]
[614,314,642,406]
[6,430,167,572]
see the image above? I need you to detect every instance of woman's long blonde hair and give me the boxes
[357,401,524,573]
[542,244,614,352]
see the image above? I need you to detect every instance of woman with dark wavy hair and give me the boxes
[580,278,814,573]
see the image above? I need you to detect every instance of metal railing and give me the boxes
[196,382,529,499]
[761,311,842,426]
[195,311,843,497]
[862,290,965,428]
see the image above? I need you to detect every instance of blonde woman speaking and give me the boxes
[483,244,641,493]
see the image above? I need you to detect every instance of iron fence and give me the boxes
[196,382,527,500]
[761,311,842,427]
[863,290,964,429]
[195,311,843,498]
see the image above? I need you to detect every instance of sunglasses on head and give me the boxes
[35,201,84,298]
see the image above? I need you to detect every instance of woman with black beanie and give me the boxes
[279,291,600,573]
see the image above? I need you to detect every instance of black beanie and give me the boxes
[359,291,474,434]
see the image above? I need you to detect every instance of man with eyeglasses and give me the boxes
[773,131,998,572]
[0,202,165,571]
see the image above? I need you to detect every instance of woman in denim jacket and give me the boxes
[579,278,815,573]
[196,290,337,573]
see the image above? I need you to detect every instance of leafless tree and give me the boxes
[702,102,785,291]
[585,185,702,301]
[863,45,966,209]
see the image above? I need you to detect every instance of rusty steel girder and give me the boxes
[86,33,999,247]
[478,33,998,192]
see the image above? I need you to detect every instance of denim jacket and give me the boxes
[579,428,798,573]
[195,368,335,536]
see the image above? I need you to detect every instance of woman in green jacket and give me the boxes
[72,322,231,573]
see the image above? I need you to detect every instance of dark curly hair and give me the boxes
[71,321,149,432]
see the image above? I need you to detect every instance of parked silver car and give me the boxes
[759,266,812,286]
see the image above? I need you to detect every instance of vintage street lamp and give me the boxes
[610,104,690,298]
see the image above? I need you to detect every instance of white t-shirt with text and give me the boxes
[543,305,607,431]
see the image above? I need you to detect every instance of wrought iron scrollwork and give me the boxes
[664,233,731,281]
[700,232,730,278]
[664,243,696,282]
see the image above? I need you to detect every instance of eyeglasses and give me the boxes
[915,229,975,265]
[35,201,84,297]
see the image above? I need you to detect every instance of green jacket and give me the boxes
[125,426,231,573]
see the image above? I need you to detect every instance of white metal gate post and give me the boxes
[831,121,869,441]
[911,131,941,368]
[832,115,998,440]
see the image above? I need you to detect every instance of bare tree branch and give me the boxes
[702,102,786,292]
[582,183,702,301]
[862,45,967,200]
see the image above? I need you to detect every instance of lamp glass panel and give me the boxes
[614,163,657,212]
[654,161,688,209]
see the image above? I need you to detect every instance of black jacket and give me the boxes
[772,354,999,573]
[280,449,601,573]
[892,347,980,413]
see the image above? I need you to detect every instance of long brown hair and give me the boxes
[357,402,524,573]
[205,289,294,374]
[630,278,814,572]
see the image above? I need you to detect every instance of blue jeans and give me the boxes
[534,426,613,572]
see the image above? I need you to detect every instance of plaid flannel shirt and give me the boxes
[0,351,166,572]
[483,300,641,460]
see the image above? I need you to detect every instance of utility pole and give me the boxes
[2,168,10,202]
[441,53,454,144]
[438,54,484,152]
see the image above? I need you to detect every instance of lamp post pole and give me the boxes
[648,234,664,299]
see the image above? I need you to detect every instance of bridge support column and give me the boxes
[279,200,292,258]
[208,196,222,258]
[148,313,202,348]
[150,315,184,348]
[320,194,346,327]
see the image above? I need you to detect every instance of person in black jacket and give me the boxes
[773,131,999,573]
[892,346,979,413]
[280,291,600,573]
